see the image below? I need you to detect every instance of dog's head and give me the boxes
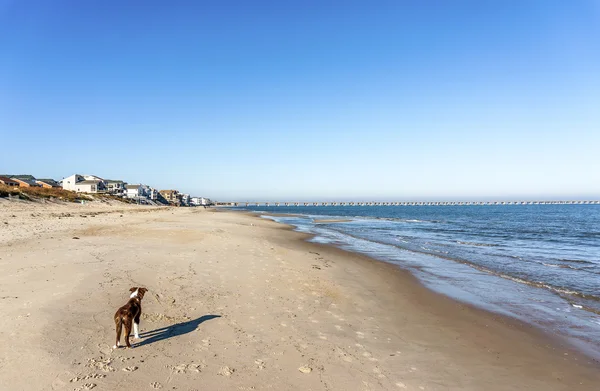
[129,287,148,300]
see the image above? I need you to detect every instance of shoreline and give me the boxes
[235,208,600,364]
[1,201,599,390]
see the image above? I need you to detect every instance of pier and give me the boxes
[218,200,600,207]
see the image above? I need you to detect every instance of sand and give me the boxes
[0,199,599,390]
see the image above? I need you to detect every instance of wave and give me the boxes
[373,217,440,223]
[262,209,600,312]
[456,240,500,247]
[559,259,596,265]
[541,263,580,270]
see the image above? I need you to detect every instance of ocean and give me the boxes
[238,204,600,358]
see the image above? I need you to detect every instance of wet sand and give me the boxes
[0,200,599,390]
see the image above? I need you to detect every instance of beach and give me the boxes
[1,200,599,391]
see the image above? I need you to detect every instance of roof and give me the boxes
[105,179,125,183]
[12,178,40,186]
[0,176,18,183]
[160,189,178,193]
[37,178,59,185]
[126,184,141,189]
[10,175,36,180]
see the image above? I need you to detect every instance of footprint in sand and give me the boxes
[373,367,386,378]
[298,366,312,374]
[218,366,235,376]
[122,366,138,372]
[170,363,205,374]
[70,374,106,383]
[355,331,365,339]
[73,384,96,391]
[150,381,162,389]
[254,359,266,369]
[86,357,115,372]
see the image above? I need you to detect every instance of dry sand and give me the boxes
[0,199,599,390]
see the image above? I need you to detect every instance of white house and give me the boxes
[148,187,159,200]
[191,197,211,206]
[126,184,144,198]
[61,174,85,191]
[61,174,107,193]
[74,180,103,193]
[105,179,127,196]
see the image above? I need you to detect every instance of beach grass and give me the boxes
[0,184,132,203]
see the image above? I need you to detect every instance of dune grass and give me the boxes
[0,184,132,203]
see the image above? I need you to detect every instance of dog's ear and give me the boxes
[129,287,138,292]
[137,288,147,299]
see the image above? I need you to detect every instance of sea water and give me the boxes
[239,204,600,358]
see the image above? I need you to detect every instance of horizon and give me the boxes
[1,1,599,200]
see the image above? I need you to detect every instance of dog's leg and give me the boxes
[124,319,133,348]
[114,316,122,349]
[133,311,141,339]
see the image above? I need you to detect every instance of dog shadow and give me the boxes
[135,315,220,347]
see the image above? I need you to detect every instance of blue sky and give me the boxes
[1,1,599,201]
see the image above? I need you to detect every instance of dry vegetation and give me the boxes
[0,184,132,204]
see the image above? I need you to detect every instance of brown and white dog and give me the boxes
[113,287,147,349]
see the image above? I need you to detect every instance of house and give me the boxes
[159,189,180,205]
[61,174,106,193]
[36,179,61,188]
[126,184,144,199]
[148,187,159,201]
[105,179,127,196]
[11,175,41,187]
[61,174,85,191]
[0,176,19,187]
[73,180,103,193]
[191,197,212,206]
[179,193,191,206]
[83,175,107,191]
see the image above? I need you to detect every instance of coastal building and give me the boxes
[0,176,19,187]
[159,189,179,205]
[11,175,41,187]
[148,187,159,201]
[105,180,127,196]
[35,179,61,188]
[179,193,191,206]
[191,197,211,206]
[61,174,85,191]
[126,184,145,199]
[61,174,105,193]
[73,180,103,193]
